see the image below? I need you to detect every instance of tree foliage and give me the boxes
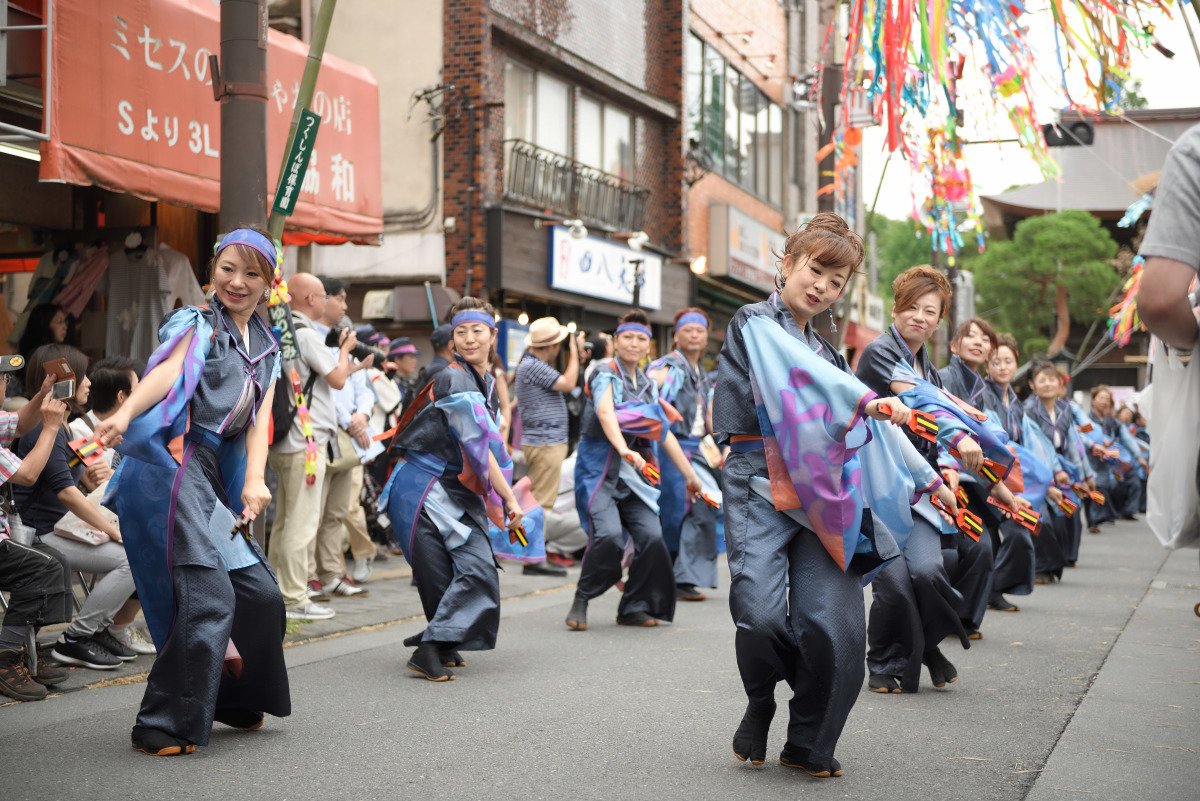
[973,210,1119,357]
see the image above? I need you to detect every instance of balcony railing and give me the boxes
[503,139,650,232]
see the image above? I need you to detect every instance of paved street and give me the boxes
[3,519,1197,801]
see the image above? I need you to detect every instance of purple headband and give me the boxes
[451,310,497,331]
[389,344,416,357]
[215,228,278,267]
[615,322,652,338]
[675,312,709,332]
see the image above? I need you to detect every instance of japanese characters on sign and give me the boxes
[272,109,322,218]
[44,0,381,241]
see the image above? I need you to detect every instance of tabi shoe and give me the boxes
[91,628,138,662]
[779,742,843,778]
[988,596,1020,612]
[214,708,265,730]
[440,649,466,668]
[0,647,48,702]
[131,726,195,756]
[407,643,455,682]
[966,629,983,641]
[1088,525,1101,534]
[615,611,659,627]
[1033,573,1054,585]
[523,561,568,577]
[566,598,588,631]
[868,673,901,693]
[676,583,707,602]
[1066,561,1077,568]
[923,647,958,688]
[327,576,369,598]
[731,700,775,765]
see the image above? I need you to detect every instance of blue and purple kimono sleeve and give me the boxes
[487,476,546,563]
[891,361,1015,484]
[435,391,513,530]
[741,314,880,571]
[591,369,676,443]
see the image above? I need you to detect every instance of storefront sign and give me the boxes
[42,0,382,242]
[708,205,785,295]
[548,226,662,311]
[272,109,321,218]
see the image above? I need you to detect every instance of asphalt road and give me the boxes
[2,518,1196,801]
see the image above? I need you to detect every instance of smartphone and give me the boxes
[52,378,75,400]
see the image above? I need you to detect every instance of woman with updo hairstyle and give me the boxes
[567,308,702,632]
[1084,384,1146,525]
[94,224,290,756]
[377,296,524,682]
[712,213,956,778]
[855,265,1029,696]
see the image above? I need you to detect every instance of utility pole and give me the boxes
[630,259,645,309]
[217,0,269,231]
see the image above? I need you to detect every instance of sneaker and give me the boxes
[351,558,374,584]
[327,576,369,597]
[285,601,336,621]
[91,628,138,662]
[523,561,567,577]
[306,580,331,602]
[110,625,157,655]
[546,552,575,567]
[51,635,121,670]
[0,647,48,702]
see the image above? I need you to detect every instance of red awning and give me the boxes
[40,0,382,243]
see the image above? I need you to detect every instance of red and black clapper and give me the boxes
[987,497,1042,534]
[508,514,528,548]
[625,452,661,486]
[67,437,104,468]
[877,403,939,444]
[930,495,984,541]
[1072,483,1106,505]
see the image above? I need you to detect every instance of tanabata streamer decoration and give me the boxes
[1107,255,1144,347]
[818,0,1174,263]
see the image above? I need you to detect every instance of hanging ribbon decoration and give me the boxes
[289,368,319,486]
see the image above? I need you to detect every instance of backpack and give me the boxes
[269,368,318,446]
[268,315,319,446]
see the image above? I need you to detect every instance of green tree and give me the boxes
[870,215,934,308]
[973,210,1119,357]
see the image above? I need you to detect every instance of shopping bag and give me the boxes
[1146,337,1200,549]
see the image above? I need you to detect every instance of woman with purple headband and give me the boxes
[95,226,290,756]
[377,297,524,682]
[566,309,703,631]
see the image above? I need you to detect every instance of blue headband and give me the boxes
[615,322,652,338]
[215,229,277,268]
[675,312,709,332]
[451,310,497,331]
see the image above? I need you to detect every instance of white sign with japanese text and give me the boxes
[548,227,662,310]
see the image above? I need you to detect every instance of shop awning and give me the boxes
[40,0,382,243]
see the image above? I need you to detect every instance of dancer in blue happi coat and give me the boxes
[1023,361,1095,581]
[377,297,526,682]
[97,227,290,756]
[647,307,720,602]
[857,267,1029,695]
[713,214,960,779]
[979,334,1039,612]
[1084,384,1145,526]
[566,309,703,631]
[936,317,1001,640]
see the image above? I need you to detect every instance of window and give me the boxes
[603,106,633,180]
[504,61,534,143]
[687,34,786,206]
[577,95,603,170]
[536,73,570,157]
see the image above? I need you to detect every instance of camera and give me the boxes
[325,325,388,364]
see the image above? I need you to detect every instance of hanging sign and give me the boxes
[272,109,321,218]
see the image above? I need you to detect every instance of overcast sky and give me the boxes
[861,4,1200,221]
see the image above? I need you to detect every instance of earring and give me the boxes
[828,308,837,333]
[780,278,786,289]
